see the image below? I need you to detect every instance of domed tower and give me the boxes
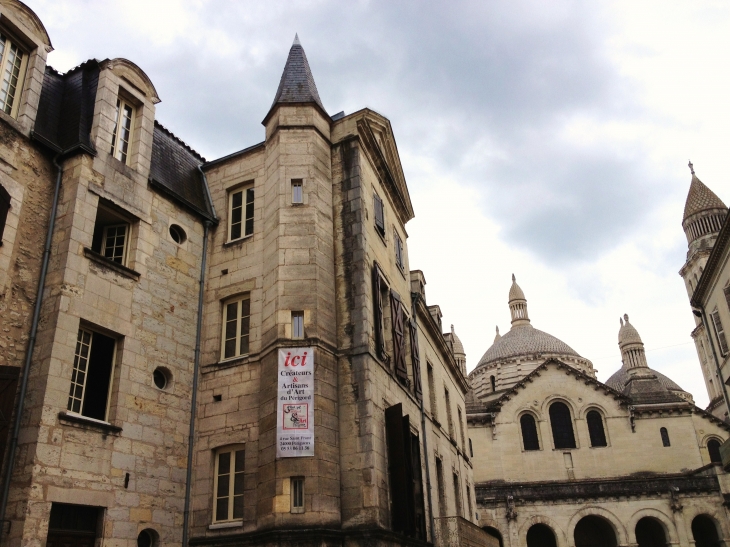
[446,324,467,376]
[680,162,727,299]
[468,275,594,403]
[607,315,694,404]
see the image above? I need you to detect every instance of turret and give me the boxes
[508,274,530,326]
[618,314,648,373]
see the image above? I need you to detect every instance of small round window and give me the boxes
[169,224,187,244]
[137,529,157,547]
[153,367,171,390]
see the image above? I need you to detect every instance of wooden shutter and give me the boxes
[724,285,730,313]
[385,404,409,533]
[0,184,10,242]
[390,290,408,384]
[374,194,385,235]
[373,266,388,364]
[409,318,422,401]
[711,310,729,355]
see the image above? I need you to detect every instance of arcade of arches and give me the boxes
[513,513,724,547]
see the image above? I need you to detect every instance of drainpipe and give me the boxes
[182,164,216,547]
[694,306,730,420]
[411,292,436,544]
[0,154,63,541]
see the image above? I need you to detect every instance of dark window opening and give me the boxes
[452,472,462,517]
[0,183,10,243]
[574,516,617,547]
[692,515,721,547]
[47,503,99,547]
[483,526,504,547]
[520,413,540,451]
[137,529,156,547]
[549,402,576,449]
[91,203,132,265]
[390,289,408,385]
[385,403,426,539]
[660,427,670,447]
[169,224,186,244]
[526,523,558,547]
[635,517,668,547]
[0,366,19,480]
[395,230,404,269]
[469,438,473,458]
[587,410,607,447]
[708,439,722,463]
[409,318,422,401]
[490,375,496,392]
[67,329,116,421]
[372,265,389,365]
[374,193,385,236]
[435,456,446,517]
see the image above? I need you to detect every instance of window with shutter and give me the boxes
[0,184,9,243]
[711,309,729,356]
[409,318,422,400]
[374,193,385,236]
[390,290,408,384]
[586,410,607,447]
[373,265,389,364]
[724,285,730,313]
[549,402,576,449]
[520,413,540,451]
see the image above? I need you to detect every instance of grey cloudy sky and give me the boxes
[31,0,730,406]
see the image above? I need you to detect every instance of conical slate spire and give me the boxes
[683,166,726,221]
[266,35,326,117]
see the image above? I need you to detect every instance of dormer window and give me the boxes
[110,98,134,164]
[0,32,26,118]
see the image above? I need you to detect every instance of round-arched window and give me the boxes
[520,413,540,451]
[586,410,607,447]
[707,439,722,464]
[549,402,576,449]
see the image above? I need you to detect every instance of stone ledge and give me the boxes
[58,411,123,435]
[222,234,253,249]
[84,247,141,280]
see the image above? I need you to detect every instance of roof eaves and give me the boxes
[153,120,205,162]
[691,211,730,307]
[203,141,266,170]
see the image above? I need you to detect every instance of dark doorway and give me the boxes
[635,517,668,547]
[0,366,19,473]
[483,526,504,547]
[574,515,618,547]
[47,503,99,547]
[692,515,721,547]
[526,523,557,547]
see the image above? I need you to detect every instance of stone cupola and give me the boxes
[682,162,727,249]
[509,274,530,326]
[618,314,648,373]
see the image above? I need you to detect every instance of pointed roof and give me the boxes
[264,35,326,123]
[683,170,726,221]
[508,274,525,302]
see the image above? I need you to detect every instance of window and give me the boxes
[520,413,540,451]
[291,311,304,339]
[384,403,426,539]
[372,265,389,363]
[91,203,132,266]
[409,317,422,401]
[110,98,134,164]
[469,438,473,458]
[153,367,170,390]
[466,484,473,522]
[708,439,722,463]
[291,179,303,204]
[586,410,607,447]
[214,446,245,522]
[711,309,729,356]
[0,33,26,118]
[290,477,304,513]
[374,193,385,236]
[444,387,454,439]
[221,295,250,359]
[549,402,576,449]
[490,375,496,393]
[660,427,670,447]
[67,328,117,421]
[427,363,438,421]
[435,457,446,517]
[458,407,466,452]
[0,183,9,243]
[390,289,408,385]
[169,224,186,244]
[452,473,462,517]
[394,230,404,270]
[229,185,254,241]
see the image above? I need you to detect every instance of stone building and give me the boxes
[467,277,730,547]
[0,3,490,547]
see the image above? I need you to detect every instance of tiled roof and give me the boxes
[149,122,214,220]
[508,274,525,301]
[475,324,581,368]
[684,174,726,220]
[34,61,100,154]
[605,366,686,395]
[265,35,326,120]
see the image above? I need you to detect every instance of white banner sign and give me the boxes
[277,348,314,458]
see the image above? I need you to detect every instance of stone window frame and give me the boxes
[547,399,578,450]
[585,407,609,448]
[290,476,305,513]
[518,410,541,452]
[227,181,255,243]
[89,200,138,271]
[291,310,304,339]
[291,178,303,205]
[212,444,245,524]
[220,294,251,361]
[704,435,723,464]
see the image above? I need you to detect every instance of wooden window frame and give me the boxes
[66,327,117,422]
[213,445,245,523]
[221,295,251,360]
[110,97,135,165]
[711,309,729,356]
[0,32,27,119]
[390,289,408,385]
[228,185,254,242]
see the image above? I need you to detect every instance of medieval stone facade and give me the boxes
[0,3,487,547]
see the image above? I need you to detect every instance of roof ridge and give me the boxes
[153,120,206,162]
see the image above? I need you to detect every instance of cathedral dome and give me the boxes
[476,324,581,368]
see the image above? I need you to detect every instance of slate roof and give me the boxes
[605,366,686,397]
[264,35,326,122]
[684,174,727,220]
[149,122,215,220]
[475,324,582,369]
[33,61,100,154]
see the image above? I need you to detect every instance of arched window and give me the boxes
[692,515,721,547]
[469,438,474,458]
[586,410,607,447]
[574,516,617,547]
[527,523,557,547]
[707,439,722,463]
[549,402,576,449]
[660,427,670,447]
[635,517,668,547]
[520,414,540,451]
[490,375,496,392]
